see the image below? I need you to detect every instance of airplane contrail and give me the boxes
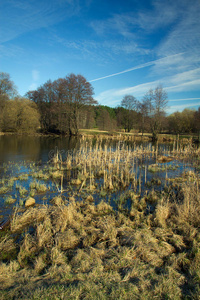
[169,98,200,102]
[89,61,155,82]
[89,53,184,83]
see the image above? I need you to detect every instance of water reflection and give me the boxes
[0,135,81,164]
[0,135,199,221]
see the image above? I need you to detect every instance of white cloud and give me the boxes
[170,68,200,85]
[164,67,200,93]
[151,1,200,80]
[96,80,159,106]
[169,98,200,102]
[95,66,200,107]
[151,52,186,75]
[156,0,200,66]
[89,0,200,101]
[0,44,24,57]
[32,70,40,82]
[90,61,155,82]
[29,69,40,91]
[90,54,184,83]
[166,79,200,93]
[136,0,182,32]
[0,0,81,43]
[167,102,200,114]
[51,33,149,64]
[29,83,38,91]
[90,13,136,39]
[90,0,180,38]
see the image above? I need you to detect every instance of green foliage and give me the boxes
[79,105,96,129]
[97,105,116,119]
[95,106,117,131]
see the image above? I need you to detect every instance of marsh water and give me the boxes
[0,135,82,163]
[0,135,198,220]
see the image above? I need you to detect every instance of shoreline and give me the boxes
[0,130,197,143]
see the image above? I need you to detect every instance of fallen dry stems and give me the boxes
[0,175,200,299]
[0,140,200,299]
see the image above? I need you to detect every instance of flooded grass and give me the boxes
[0,139,199,216]
[0,138,200,299]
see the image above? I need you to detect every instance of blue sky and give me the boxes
[0,0,200,114]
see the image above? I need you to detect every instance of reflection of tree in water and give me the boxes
[0,135,41,163]
[0,135,82,164]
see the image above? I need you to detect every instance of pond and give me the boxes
[0,135,82,163]
[0,134,199,221]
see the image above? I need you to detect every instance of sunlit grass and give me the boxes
[0,186,10,194]
[4,196,16,205]
[0,174,199,299]
[0,139,199,298]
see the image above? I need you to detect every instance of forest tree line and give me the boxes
[0,72,200,140]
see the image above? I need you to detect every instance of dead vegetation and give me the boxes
[0,139,200,299]
[0,173,200,299]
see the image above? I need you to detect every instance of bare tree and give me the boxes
[26,74,97,135]
[64,74,97,135]
[137,99,150,135]
[79,106,95,129]
[141,85,168,141]
[154,85,168,116]
[120,95,138,132]
[26,81,58,132]
[194,107,200,141]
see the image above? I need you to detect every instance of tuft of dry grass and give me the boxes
[56,229,80,250]
[36,216,53,249]
[4,196,16,205]
[0,171,200,299]
[175,181,200,228]
[155,200,170,228]
[0,235,16,261]
[0,261,20,289]
[34,253,47,275]
[11,205,49,233]
[50,196,63,206]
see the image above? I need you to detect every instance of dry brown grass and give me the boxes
[56,229,80,250]
[176,181,200,228]
[0,236,16,258]
[155,200,170,228]
[11,205,49,233]
[0,261,20,289]
[0,174,200,299]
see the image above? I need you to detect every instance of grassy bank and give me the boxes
[79,129,198,143]
[1,129,198,144]
[0,172,200,299]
